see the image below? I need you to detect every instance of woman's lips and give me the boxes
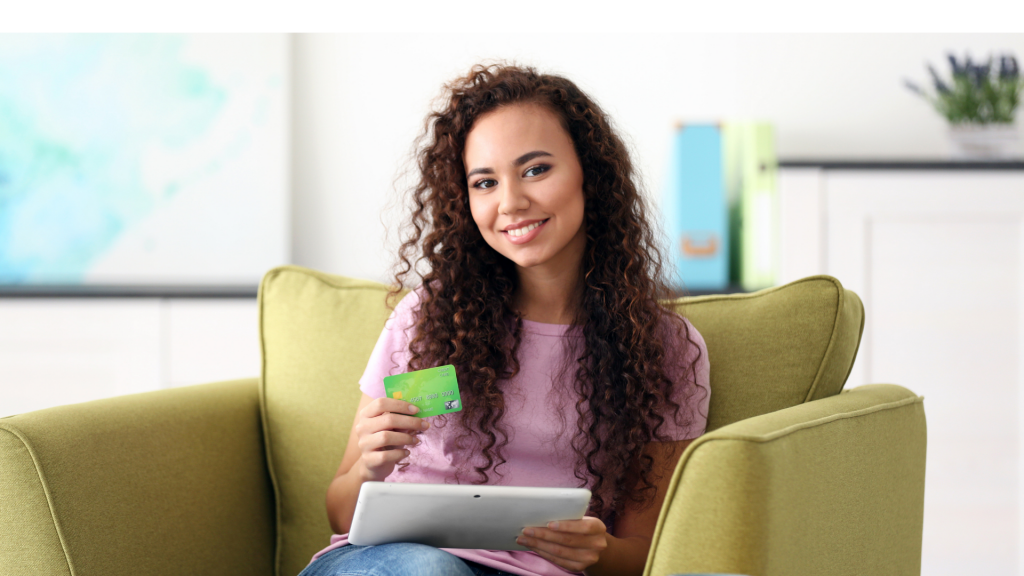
[502,219,549,245]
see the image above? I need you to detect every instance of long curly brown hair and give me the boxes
[390,62,704,525]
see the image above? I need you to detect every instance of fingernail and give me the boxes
[548,521,559,530]
[422,420,430,429]
[408,405,419,414]
[524,528,534,536]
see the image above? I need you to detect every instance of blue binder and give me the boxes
[664,124,729,291]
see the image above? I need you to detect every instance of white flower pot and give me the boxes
[947,123,1020,159]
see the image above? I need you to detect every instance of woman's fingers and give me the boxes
[356,411,430,437]
[362,448,409,469]
[354,398,430,439]
[516,516,608,572]
[361,397,420,419]
[526,547,593,573]
[359,430,420,452]
[351,397,434,480]
[517,536,601,573]
[544,517,606,534]
[519,527,605,550]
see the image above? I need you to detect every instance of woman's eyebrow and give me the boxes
[466,150,553,178]
[512,150,553,166]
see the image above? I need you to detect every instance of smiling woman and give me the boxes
[305,63,711,576]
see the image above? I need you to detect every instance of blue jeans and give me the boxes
[297,543,517,576]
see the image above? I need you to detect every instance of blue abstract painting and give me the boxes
[0,34,288,285]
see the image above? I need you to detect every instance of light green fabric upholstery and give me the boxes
[673,276,865,431]
[0,265,925,576]
[258,266,401,576]
[0,378,275,576]
[646,384,926,576]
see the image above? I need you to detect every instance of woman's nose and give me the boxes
[498,180,530,215]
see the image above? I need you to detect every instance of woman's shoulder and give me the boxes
[392,286,423,314]
[391,282,454,318]
[657,308,711,427]
[380,287,424,335]
[656,308,710,387]
[656,308,706,352]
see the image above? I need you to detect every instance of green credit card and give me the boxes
[383,364,462,418]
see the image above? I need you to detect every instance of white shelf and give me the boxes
[0,298,259,418]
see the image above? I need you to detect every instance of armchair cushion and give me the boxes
[259,267,399,576]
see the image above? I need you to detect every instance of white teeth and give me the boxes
[508,221,542,237]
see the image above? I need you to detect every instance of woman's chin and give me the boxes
[500,252,544,269]
[512,256,553,270]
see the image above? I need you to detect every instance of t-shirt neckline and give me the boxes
[520,318,573,337]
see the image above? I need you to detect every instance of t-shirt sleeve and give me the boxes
[357,290,421,398]
[655,315,711,441]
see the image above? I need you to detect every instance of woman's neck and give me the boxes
[515,263,581,325]
[513,219,587,325]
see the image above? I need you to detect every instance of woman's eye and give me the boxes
[473,179,497,190]
[525,165,550,177]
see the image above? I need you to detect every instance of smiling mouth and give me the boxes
[504,219,548,238]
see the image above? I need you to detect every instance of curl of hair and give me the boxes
[390,62,704,525]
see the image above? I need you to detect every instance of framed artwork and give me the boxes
[0,34,289,288]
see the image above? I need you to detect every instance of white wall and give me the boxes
[291,33,1024,283]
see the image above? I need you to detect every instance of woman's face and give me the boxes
[463,104,586,272]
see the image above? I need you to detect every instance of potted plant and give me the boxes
[905,53,1023,159]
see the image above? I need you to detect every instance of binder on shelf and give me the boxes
[664,124,729,291]
[724,122,778,291]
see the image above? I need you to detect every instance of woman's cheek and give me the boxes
[471,201,502,247]
[469,202,488,236]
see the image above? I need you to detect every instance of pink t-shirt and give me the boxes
[311,289,710,576]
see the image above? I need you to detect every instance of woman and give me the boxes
[301,63,710,576]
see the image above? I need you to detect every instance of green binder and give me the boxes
[723,122,778,291]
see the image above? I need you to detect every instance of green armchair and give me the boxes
[0,266,926,576]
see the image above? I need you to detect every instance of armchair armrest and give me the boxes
[0,378,275,576]
[645,384,926,576]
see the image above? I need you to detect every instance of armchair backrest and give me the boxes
[257,266,864,576]
[674,276,864,431]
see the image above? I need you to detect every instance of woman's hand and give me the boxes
[351,397,429,482]
[516,516,609,573]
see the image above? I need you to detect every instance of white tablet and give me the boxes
[348,482,592,551]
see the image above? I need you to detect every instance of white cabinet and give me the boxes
[780,165,1024,576]
[0,297,260,418]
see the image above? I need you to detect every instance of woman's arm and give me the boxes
[515,438,691,576]
[589,439,690,576]
[325,392,428,534]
